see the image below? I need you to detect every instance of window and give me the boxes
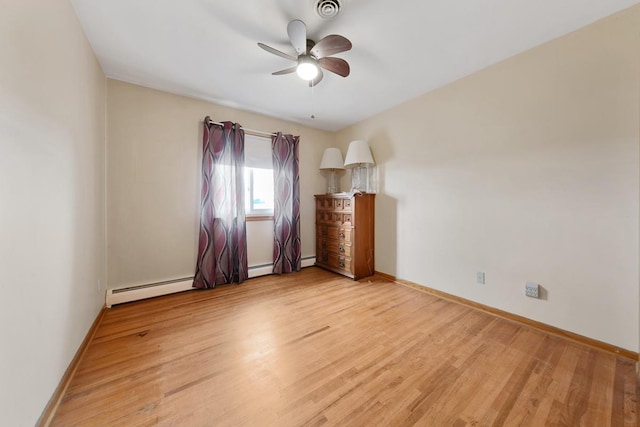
[244,135,274,217]
[244,167,274,214]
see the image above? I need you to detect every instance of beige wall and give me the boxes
[106,80,333,288]
[247,220,276,267]
[0,0,106,425]
[2,4,637,425]
[337,6,640,352]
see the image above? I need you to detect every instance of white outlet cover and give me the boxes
[525,281,539,298]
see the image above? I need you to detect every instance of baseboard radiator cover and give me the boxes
[249,256,316,278]
[106,256,316,307]
[106,277,194,307]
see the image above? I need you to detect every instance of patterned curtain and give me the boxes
[272,133,301,274]
[193,117,248,288]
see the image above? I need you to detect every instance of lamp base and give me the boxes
[326,169,339,193]
[350,165,368,192]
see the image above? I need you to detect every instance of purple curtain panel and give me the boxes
[272,132,301,274]
[193,117,248,288]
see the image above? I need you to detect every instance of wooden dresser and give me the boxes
[315,193,375,280]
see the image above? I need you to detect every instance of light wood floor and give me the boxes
[52,267,638,426]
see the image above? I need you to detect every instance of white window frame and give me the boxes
[244,135,274,219]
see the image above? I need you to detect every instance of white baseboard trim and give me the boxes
[302,256,316,268]
[106,257,316,307]
[248,265,273,278]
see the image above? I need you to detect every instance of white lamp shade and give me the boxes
[320,148,345,170]
[344,140,374,168]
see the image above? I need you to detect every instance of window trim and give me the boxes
[246,215,274,222]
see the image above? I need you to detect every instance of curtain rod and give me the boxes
[203,120,276,138]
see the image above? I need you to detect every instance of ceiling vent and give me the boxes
[314,0,342,20]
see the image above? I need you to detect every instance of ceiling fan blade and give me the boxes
[272,67,297,75]
[310,35,352,58]
[309,68,324,87]
[257,43,296,61]
[318,57,350,77]
[287,19,307,55]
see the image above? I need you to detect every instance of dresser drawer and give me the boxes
[337,228,351,242]
[317,225,352,242]
[331,212,353,225]
[316,211,332,223]
[316,237,352,258]
[337,241,351,257]
[331,254,352,272]
[317,225,334,239]
[316,251,352,273]
[316,197,333,210]
[317,211,352,225]
[317,238,338,254]
[333,198,352,211]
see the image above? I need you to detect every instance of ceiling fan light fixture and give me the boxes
[296,57,318,80]
[259,19,351,87]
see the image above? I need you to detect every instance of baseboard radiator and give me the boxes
[106,256,316,307]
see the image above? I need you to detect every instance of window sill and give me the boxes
[246,215,274,222]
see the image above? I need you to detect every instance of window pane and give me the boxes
[251,168,274,211]
[244,167,274,214]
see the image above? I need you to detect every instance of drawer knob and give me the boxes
[339,245,345,253]
[339,232,345,238]
[338,260,345,268]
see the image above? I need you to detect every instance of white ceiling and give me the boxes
[70,0,639,131]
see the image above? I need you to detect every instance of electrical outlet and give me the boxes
[525,282,539,298]
[97,279,102,293]
[476,272,485,284]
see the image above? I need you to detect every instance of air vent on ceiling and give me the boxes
[314,0,342,20]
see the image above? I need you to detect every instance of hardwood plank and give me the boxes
[381,273,639,360]
[37,306,107,427]
[501,335,567,426]
[50,268,639,426]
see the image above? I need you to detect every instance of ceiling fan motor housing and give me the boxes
[306,39,316,55]
[314,0,342,20]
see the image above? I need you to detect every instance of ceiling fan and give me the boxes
[258,19,352,87]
